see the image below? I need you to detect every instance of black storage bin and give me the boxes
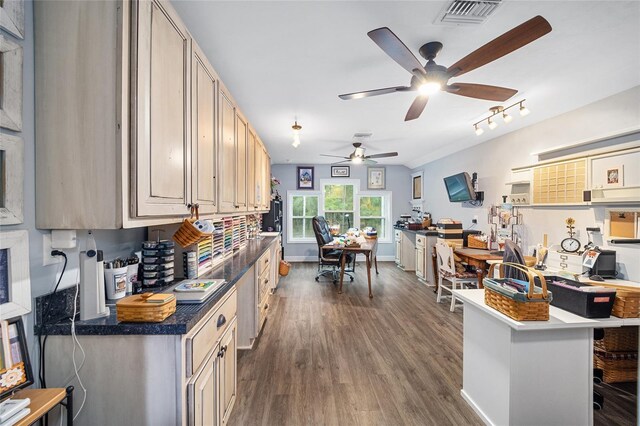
[542,275,616,318]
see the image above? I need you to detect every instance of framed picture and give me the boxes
[367,167,386,189]
[331,166,350,178]
[296,166,314,190]
[0,134,24,225]
[0,0,24,39]
[412,171,423,200]
[0,35,23,131]
[0,230,31,320]
[0,317,34,399]
[605,165,623,187]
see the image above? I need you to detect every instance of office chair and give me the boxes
[312,216,354,284]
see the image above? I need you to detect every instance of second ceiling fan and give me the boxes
[321,142,397,165]
[339,16,552,121]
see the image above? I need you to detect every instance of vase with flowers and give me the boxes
[271,176,281,200]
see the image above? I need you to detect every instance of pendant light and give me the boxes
[291,121,302,148]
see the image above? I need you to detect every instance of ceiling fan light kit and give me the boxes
[338,16,551,122]
[473,99,530,134]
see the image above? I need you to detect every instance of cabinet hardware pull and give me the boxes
[265,279,269,284]
[216,314,226,328]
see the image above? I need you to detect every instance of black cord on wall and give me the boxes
[39,250,67,388]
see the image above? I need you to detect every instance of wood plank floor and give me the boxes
[229,262,636,426]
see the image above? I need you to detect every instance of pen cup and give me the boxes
[105,266,128,300]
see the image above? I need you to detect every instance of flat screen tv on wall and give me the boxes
[443,172,476,202]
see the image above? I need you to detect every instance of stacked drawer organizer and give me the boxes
[437,223,463,248]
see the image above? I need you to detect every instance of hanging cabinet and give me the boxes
[34,0,271,229]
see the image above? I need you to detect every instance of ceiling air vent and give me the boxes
[435,0,502,26]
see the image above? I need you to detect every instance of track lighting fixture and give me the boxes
[472,100,530,135]
[291,120,302,148]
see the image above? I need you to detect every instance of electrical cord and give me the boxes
[70,267,87,421]
[39,250,67,388]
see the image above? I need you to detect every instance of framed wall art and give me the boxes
[0,0,25,39]
[0,317,34,399]
[412,171,423,201]
[296,166,314,190]
[0,35,23,131]
[605,164,623,187]
[331,166,350,178]
[367,167,385,189]
[0,134,24,225]
[0,230,31,320]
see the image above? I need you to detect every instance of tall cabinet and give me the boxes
[218,87,237,213]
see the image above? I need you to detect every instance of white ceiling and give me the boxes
[173,1,640,168]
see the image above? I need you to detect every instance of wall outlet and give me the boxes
[43,233,63,266]
[472,215,478,224]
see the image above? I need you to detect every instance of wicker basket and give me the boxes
[594,350,638,383]
[279,260,291,276]
[484,263,550,321]
[467,235,488,249]
[173,204,211,248]
[595,326,639,352]
[116,293,176,323]
[587,282,640,318]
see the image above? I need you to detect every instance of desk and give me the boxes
[12,387,73,426]
[324,240,376,298]
[453,289,628,426]
[454,248,536,288]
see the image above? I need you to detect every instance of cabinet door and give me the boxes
[191,44,217,214]
[188,345,219,426]
[247,130,257,210]
[218,89,236,213]
[134,0,191,216]
[219,319,237,425]
[235,113,248,211]
[416,247,425,279]
[263,150,271,211]
[395,240,402,265]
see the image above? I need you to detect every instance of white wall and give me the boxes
[271,164,412,260]
[412,86,640,280]
[1,0,145,385]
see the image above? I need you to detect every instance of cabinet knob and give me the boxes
[216,314,226,329]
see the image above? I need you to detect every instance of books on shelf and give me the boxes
[0,398,31,425]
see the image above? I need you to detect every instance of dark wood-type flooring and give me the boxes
[229,262,636,426]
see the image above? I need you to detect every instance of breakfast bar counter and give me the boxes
[453,289,635,426]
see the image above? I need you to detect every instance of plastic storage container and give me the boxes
[543,275,616,318]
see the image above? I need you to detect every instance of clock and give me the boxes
[561,237,581,253]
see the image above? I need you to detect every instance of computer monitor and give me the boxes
[591,250,617,279]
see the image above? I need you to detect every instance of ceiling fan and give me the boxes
[338,16,552,121]
[321,142,398,165]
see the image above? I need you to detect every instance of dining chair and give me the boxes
[311,216,354,283]
[435,241,479,312]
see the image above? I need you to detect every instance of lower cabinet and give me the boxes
[220,320,237,425]
[416,235,426,281]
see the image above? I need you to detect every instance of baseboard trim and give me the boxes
[284,255,396,263]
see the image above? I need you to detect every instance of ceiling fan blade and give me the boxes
[367,27,425,76]
[320,154,349,159]
[366,152,398,159]
[405,95,429,121]
[447,16,552,78]
[333,160,353,164]
[364,159,378,165]
[339,86,411,100]
[445,83,517,101]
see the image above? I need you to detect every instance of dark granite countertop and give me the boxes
[393,226,439,236]
[36,236,279,336]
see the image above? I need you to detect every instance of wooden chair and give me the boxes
[435,241,479,311]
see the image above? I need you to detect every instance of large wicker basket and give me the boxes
[586,282,640,318]
[484,263,551,321]
[595,326,639,352]
[594,349,638,383]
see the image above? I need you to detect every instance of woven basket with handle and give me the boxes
[173,204,211,248]
[484,262,550,321]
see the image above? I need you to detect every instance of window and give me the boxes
[287,180,391,243]
[359,195,387,240]
[287,192,319,243]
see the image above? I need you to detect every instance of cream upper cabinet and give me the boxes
[133,0,192,217]
[218,87,236,213]
[191,42,218,215]
[247,129,258,210]
[260,142,271,211]
[235,112,248,212]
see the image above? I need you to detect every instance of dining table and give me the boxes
[324,239,377,298]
